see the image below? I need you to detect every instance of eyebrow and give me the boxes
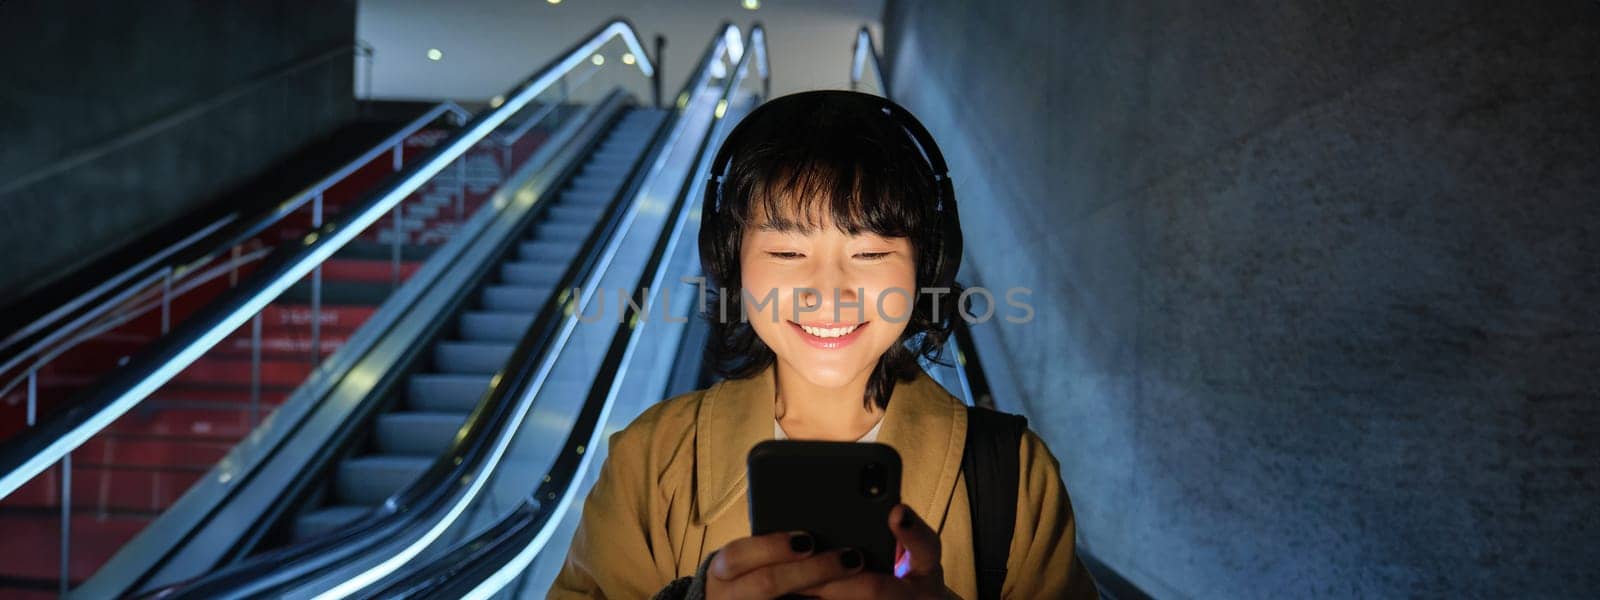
[754,220,816,234]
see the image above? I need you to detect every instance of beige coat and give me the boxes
[550,365,1097,599]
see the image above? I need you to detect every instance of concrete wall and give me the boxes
[0,1,357,301]
[883,1,1600,597]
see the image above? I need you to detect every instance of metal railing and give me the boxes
[0,102,469,420]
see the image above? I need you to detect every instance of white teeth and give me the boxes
[800,323,859,338]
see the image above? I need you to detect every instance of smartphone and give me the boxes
[746,440,903,573]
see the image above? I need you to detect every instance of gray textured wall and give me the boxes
[0,1,357,300]
[883,1,1600,597]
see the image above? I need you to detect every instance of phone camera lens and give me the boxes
[859,462,887,499]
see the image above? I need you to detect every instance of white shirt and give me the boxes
[773,417,884,442]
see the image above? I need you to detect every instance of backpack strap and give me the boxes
[961,405,1027,600]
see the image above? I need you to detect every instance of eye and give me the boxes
[854,251,892,260]
[766,251,805,259]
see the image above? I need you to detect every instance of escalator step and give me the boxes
[292,506,371,542]
[374,412,469,456]
[481,284,554,312]
[518,239,579,261]
[500,261,566,286]
[333,456,431,505]
[407,374,492,412]
[543,204,604,223]
[533,221,590,241]
[570,173,624,190]
[459,311,535,342]
[560,188,614,206]
[433,341,514,374]
[579,162,630,177]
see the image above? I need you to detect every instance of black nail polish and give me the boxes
[899,508,915,530]
[790,533,815,554]
[840,549,863,570]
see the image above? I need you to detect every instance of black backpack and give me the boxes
[961,405,1028,600]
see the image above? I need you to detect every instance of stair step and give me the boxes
[543,204,604,224]
[374,412,469,456]
[481,284,554,312]
[459,311,535,342]
[518,239,579,261]
[407,374,492,412]
[333,456,431,505]
[561,188,616,205]
[533,221,590,241]
[500,262,567,286]
[433,341,514,374]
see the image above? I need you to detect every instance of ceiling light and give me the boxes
[591,54,605,66]
[426,48,443,61]
[743,0,760,9]
[622,53,636,65]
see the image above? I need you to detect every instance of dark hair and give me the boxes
[697,90,963,409]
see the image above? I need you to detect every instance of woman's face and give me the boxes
[740,208,917,392]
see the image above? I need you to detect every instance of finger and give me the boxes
[708,531,817,580]
[797,571,898,600]
[888,504,942,576]
[726,549,866,599]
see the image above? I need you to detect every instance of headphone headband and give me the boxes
[705,91,952,215]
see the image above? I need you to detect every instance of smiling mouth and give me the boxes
[788,320,870,349]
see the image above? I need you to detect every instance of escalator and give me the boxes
[0,18,686,599]
[284,108,667,546]
[133,24,744,600]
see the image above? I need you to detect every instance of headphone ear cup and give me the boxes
[939,179,961,284]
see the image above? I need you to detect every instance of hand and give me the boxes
[704,531,866,599]
[799,504,950,599]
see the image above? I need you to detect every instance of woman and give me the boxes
[551,91,1096,599]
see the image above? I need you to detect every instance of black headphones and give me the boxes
[702,90,963,292]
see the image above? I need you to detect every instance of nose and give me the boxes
[797,264,861,322]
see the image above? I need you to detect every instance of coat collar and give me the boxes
[692,364,969,529]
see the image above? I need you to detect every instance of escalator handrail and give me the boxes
[365,22,772,600]
[0,100,469,404]
[150,21,740,600]
[850,26,890,94]
[0,18,656,504]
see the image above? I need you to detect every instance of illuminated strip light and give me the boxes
[0,21,656,504]
[305,27,706,600]
[752,28,769,80]
[461,26,766,600]
[852,29,869,84]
